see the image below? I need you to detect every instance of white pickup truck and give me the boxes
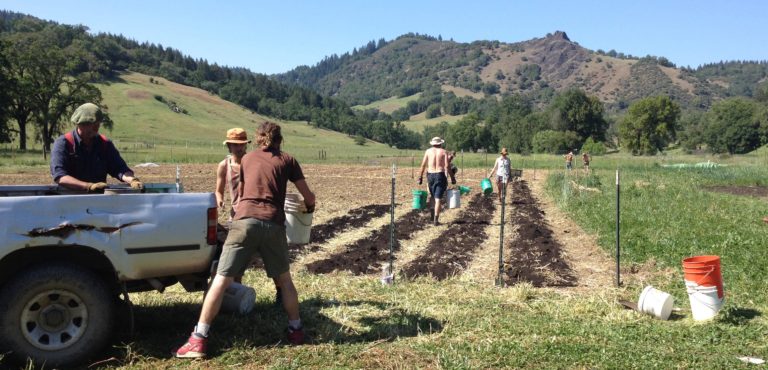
[0,184,218,367]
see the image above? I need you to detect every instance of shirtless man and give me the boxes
[418,137,451,225]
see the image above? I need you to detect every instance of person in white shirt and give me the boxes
[487,147,511,203]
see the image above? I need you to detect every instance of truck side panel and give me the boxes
[0,193,216,281]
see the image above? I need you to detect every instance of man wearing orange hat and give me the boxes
[216,128,250,221]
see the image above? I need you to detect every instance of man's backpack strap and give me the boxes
[64,131,109,155]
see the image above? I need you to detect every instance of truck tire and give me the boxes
[0,263,115,367]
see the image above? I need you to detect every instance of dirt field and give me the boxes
[3,164,618,289]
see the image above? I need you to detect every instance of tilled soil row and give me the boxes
[284,204,392,263]
[308,204,391,246]
[218,204,392,269]
[502,180,577,287]
[401,193,495,280]
[304,208,431,275]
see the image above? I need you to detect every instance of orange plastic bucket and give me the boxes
[682,255,723,299]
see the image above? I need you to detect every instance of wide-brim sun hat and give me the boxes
[429,136,444,146]
[223,127,251,145]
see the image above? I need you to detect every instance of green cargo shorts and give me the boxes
[217,218,289,278]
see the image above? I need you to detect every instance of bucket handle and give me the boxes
[685,265,715,286]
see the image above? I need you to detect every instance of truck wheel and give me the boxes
[0,263,115,367]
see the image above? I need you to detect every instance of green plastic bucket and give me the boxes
[480,178,493,195]
[412,190,428,209]
[458,185,471,195]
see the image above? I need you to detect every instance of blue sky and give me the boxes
[3,1,767,74]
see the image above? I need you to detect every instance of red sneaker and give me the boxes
[175,333,207,358]
[287,326,305,345]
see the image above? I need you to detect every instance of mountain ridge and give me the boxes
[276,31,767,111]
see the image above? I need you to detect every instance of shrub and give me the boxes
[580,137,606,155]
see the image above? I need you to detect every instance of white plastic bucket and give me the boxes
[285,192,304,213]
[447,189,461,209]
[637,285,674,320]
[686,281,723,321]
[221,282,256,315]
[286,211,313,244]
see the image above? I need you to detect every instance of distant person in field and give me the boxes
[447,150,459,185]
[488,147,512,203]
[214,128,281,300]
[176,121,316,358]
[564,150,574,171]
[418,136,451,225]
[582,151,590,172]
[50,103,143,193]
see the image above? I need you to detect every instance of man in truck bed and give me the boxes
[50,103,143,192]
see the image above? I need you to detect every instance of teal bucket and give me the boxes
[480,178,493,195]
[412,190,428,209]
[458,185,471,195]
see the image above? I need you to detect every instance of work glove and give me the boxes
[129,178,144,190]
[451,177,457,185]
[87,182,108,193]
[305,203,316,213]
[418,177,423,185]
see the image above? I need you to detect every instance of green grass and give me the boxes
[546,164,768,303]
[36,270,764,368]
[352,93,421,114]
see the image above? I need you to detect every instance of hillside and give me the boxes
[276,32,768,111]
[95,71,400,161]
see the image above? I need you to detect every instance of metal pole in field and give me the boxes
[411,155,414,179]
[496,181,507,287]
[461,149,464,181]
[383,163,396,285]
[615,169,621,287]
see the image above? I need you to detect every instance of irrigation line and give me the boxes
[496,181,507,287]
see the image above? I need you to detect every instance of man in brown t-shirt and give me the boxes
[176,121,316,358]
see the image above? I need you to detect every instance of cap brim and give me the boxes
[223,140,251,145]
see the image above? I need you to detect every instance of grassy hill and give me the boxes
[403,112,466,133]
[353,93,422,114]
[0,71,405,169]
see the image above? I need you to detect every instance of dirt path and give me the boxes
[523,171,615,290]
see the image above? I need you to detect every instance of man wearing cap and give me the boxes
[50,103,142,192]
[417,136,451,225]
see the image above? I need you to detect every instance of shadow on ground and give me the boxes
[104,296,443,362]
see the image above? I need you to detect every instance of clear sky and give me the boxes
[3,0,767,74]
